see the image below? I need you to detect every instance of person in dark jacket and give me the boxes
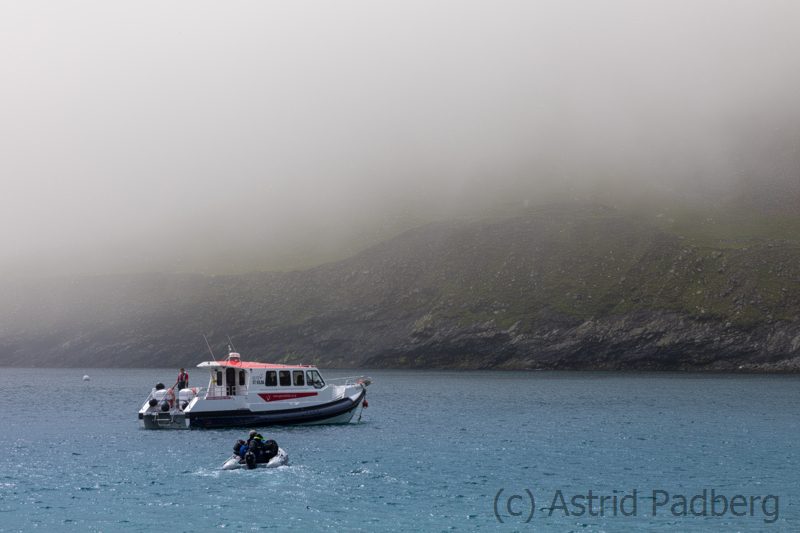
[248,430,264,446]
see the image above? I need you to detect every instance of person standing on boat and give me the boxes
[176,368,189,390]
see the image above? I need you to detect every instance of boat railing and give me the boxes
[204,384,248,398]
[144,385,204,412]
[143,385,178,405]
[143,388,156,403]
[326,376,372,387]
[205,384,226,398]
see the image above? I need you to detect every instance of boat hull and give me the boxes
[186,388,366,429]
[140,411,189,429]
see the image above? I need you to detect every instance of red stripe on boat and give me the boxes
[258,392,319,402]
[218,361,315,369]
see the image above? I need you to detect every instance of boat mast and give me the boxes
[203,334,217,361]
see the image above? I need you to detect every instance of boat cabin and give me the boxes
[198,353,325,398]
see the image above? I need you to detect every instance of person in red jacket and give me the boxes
[176,368,189,390]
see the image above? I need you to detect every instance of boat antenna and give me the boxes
[227,335,237,353]
[202,334,217,361]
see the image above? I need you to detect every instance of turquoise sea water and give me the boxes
[1,369,798,531]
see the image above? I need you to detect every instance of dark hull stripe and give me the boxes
[186,389,366,428]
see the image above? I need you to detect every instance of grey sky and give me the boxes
[2,1,799,276]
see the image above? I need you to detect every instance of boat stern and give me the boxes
[139,385,201,429]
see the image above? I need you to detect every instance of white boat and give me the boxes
[139,349,371,429]
[221,448,289,470]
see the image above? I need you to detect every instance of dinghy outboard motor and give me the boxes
[245,451,257,469]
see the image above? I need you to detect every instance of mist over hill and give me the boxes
[3,2,800,370]
[3,2,800,278]
[2,203,799,370]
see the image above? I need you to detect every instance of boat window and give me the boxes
[306,370,324,389]
[225,368,236,396]
[215,370,223,386]
[279,370,291,386]
[265,371,277,386]
[239,370,246,386]
[293,370,305,386]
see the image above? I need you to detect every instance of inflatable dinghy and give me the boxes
[221,448,288,470]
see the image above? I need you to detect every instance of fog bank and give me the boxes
[2,1,799,277]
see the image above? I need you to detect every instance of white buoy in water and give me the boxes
[83,375,90,381]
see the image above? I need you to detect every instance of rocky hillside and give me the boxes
[1,204,799,370]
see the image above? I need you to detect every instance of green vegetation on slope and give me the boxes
[1,201,798,368]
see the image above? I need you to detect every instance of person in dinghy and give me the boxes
[228,430,285,469]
